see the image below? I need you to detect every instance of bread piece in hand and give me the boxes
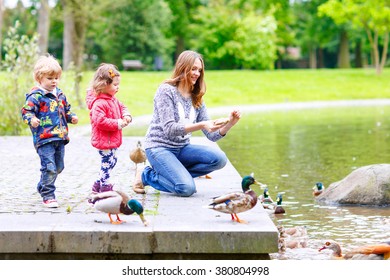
[213,117,230,126]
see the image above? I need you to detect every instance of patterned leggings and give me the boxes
[96,148,118,187]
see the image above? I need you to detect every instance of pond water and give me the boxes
[217,105,390,260]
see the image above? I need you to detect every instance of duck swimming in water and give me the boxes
[319,240,390,260]
[312,182,325,196]
[259,187,274,209]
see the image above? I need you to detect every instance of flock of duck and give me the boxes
[208,174,390,260]
[87,141,390,260]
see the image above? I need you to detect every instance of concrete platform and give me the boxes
[0,136,278,259]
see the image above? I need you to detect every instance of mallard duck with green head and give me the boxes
[88,190,148,226]
[274,193,286,214]
[312,182,325,196]
[208,173,260,223]
[259,187,274,209]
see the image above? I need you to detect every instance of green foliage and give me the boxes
[191,0,278,69]
[0,21,39,135]
[87,0,174,70]
[319,0,390,73]
[319,0,390,33]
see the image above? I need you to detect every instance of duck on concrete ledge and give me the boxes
[88,190,148,226]
[129,140,147,172]
[208,173,260,223]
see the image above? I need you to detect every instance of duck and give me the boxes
[208,173,260,223]
[381,217,390,225]
[318,240,390,260]
[88,190,148,226]
[312,182,325,196]
[277,225,307,238]
[277,225,308,252]
[259,187,274,209]
[274,193,286,214]
[129,140,146,172]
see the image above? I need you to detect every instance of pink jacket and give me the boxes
[86,90,131,150]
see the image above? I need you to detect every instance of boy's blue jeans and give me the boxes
[36,141,65,201]
[143,144,227,197]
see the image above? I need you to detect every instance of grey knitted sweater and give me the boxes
[144,83,224,149]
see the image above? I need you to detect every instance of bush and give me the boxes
[0,21,39,135]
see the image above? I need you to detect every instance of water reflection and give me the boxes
[218,106,390,259]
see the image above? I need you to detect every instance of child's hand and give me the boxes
[123,115,132,125]
[71,116,79,124]
[118,119,128,129]
[30,117,40,128]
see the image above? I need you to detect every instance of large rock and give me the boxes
[317,164,390,206]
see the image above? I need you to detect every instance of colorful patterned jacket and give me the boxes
[21,86,77,150]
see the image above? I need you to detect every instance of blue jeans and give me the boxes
[36,141,65,201]
[143,144,227,197]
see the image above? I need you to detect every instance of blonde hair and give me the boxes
[165,50,206,108]
[90,63,120,95]
[33,54,62,82]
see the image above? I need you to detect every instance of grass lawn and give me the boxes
[3,68,390,128]
[73,68,390,125]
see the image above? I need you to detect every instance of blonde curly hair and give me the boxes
[33,54,62,83]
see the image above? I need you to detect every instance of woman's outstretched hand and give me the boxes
[218,109,241,136]
[228,110,241,126]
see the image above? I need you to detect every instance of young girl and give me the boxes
[86,63,132,193]
[132,50,241,196]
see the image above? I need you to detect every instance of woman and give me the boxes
[133,50,241,197]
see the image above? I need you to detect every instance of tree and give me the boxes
[0,0,3,65]
[165,0,202,60]
[61,0,91,70]
[87,0,174,69]
[291,0,343,69]
[319,0,390,74]
[191,0,277,69]
[61,0,93,107]
[37,0,50,54]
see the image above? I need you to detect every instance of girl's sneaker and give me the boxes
[43,199,59,208]
[100,184,113,192]
[92,181,101,193]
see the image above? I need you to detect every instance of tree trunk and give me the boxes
[354,39,362,68]
[338,29,350,68]
[62,0,74,70]
[37,0,50,54]
[379,32,389,71]
[317,48,324,68]
[366,28,381,74]
[175,36,185,61]
[309,45,317,69]
[61,0,89,107]
[0,0,3,65]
